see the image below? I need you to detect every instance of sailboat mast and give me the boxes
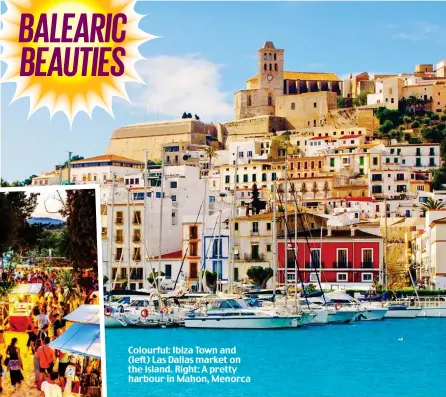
[284,153,288,306]
[157,158,165,290]
[228,147,239,294]
[199,176,208,292]
[272,183,277,305]
[143,151,148,286]
[109,174,115,290]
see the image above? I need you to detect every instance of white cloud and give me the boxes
[130,55,233,121]
[390,21,442,42]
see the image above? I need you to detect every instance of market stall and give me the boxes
[8,283,42,331]
[49,321,101,396]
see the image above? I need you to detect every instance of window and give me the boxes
[336,249,348,266]
[239,152,244,158]
[252,222,259,233]
[291,103,295,110]
[416,148,421,156]
[386,158,390,164]
[189,262,198,279]
[234,222,239,231]
[430,147,435,156]
[251,244,260,260]
[247,95,252,107]
[396,185,407,193]
[212,239,222,257]
[115,229,123,243]
[132,247,141,261]
[266,244,272,252]
[342,157,350,165]
[359,156,364,166]
[337,273,348,282]
[330,158,335,167]
[272,173,277,181]
[165,264,172,280]
[313,102,317,108]
[171,195,177,201]
[170,181,178,189]
[309,273,319,282]
[266,222,271,231]
[417,185,425,191]
[247,151,253,157]
[190,226,198,239]
[362,249,373,268]
[429,158,436,166]
[362,273,373,282]
[396,173,405,181]
[225,175,230,184]
[115,247,123,261]
[310,249,321,268]
[132,229,141,243]
[115,211,123,225]
[133,211,141,224]
[416,158,422,167]
[268,96,272,106]
[243,174,248,182]
[262,173,267,182]
[156,192,162,198]
[252,174,257,182]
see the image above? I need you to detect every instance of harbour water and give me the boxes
[106,319,446,397]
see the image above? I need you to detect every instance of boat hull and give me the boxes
[184,316,300,329]
[104,315,126,328]
[357,308,388,321]
[384,308,420,319]
[417,307,446,318]
[308,310,329,325]
[327,310,358,324]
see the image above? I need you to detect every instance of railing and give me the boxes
[243,253,265,262]
[115,237,123,243]
[305,261,325,269]
[130,275,143,280]
[251,230,259,236]
[333,261,352,269]
[361,262,373,268]
[132,236,141,243]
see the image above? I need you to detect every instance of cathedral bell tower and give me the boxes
[258,41,284,93]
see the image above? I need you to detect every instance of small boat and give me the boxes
[384,304,421,319]
[417,298,446,318]
[184,298,301,329]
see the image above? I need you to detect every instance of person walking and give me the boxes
[34,339,42,385]
[36,336,56,386]
[5,337,24,390]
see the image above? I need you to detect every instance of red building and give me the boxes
[277,228,383,287]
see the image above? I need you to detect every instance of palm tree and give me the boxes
[311,181,318,198]
[421,198,445,210]
[204,146,219,168]
[323,181,330,198]
[58,269,80,304]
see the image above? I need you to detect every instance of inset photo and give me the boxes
[0,185,104,397]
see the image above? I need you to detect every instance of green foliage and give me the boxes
[0,191,39,256]
[433,166,446,190]
[337,96,346,108]
[58,269,80,303]
[379,120,394,134]
[201,270,217,293]
[61,155,83,169]
[421,198,445,210]
[306,284,317,294]
[0,280,16,299]
[251,184,265,214]
[375,107,401,126]
[147,271,165,286]
[246,266,273,288]
[60,189,97,271]
[441,115,446,122]
[353,91,370,107]
[410,120,420,128]
[103,275,109,285]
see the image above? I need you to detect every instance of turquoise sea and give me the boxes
[105,319,446,397]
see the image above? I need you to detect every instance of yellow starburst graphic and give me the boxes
[0,0,156,124]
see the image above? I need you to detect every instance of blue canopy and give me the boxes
[64,304,100,324]
[49,323,101,359]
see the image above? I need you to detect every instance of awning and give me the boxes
[49,323,101,358]
[10,283,42,295]
[64,304,100,324]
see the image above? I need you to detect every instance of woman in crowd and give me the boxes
[5,337,24,389]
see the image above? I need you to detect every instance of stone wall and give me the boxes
[224,116,286,144]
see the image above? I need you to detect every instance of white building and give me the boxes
[71,154,144,184]
[228,141,271,165]
[383,143,441,170]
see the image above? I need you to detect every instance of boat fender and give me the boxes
[104,307,112,317]
[118,305,124,313]
[140,309,149,318]
[335,303,342,311]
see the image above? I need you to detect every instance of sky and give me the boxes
[1,1,446,181]
[32,189,67,220]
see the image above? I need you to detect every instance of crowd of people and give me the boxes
[0,267,101,396]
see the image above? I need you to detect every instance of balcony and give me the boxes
[361,262,373,269]
[132,236,141,243]
[115,237,123,244]
[305,261,325,269]
[243,253,265,262]
[130,274,143,280]
[333,261,352,269]
[250,230,259,236]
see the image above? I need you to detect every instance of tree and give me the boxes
[433,166,446,190]
[22,175,37,186]
[337,96,346,108]
[402,116,411,129]
[251,184,265,214]
[200,270,217,293]
[379,120,394,134]
[58,269,80,303]
[147,271,165,287]
[60,189,97,271]
[353,91,370,107]
[182,112,187,119]
[407,95,421,116]
[421,198,445,210]
[61,155,83,169]
[187,113,192,119]
[204,146,219,167]
[323,181,330,198]
[311,181,318,198]
[411,120,420,129]
[0,191,39,257]
[246,266,273,288]
[194,114,200,120]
